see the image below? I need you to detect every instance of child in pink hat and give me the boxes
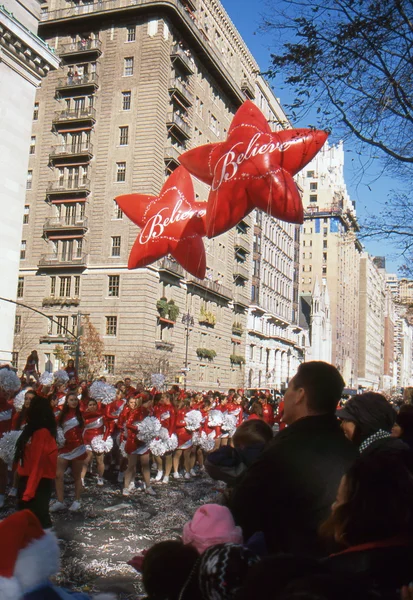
[182,503,243,554]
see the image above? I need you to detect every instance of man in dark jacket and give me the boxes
[230,361,358,557]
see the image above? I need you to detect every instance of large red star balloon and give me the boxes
[179,100,328,238]
[115,166,207,278]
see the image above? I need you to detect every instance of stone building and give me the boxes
[297,141,362,386]
[0,0,59,362]
[298,277,332,365]
[14,0,300,389]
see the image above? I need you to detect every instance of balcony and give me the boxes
[170,43,195,75]
[49,142,93,161]
[241,78,255,99]
[233,289,250,309]
[59,38,102,58]
[38,253,88,268]
[164,146,182,168]
[47,178,91,196]
[53,107,96,125]
[265,311,290,329]
[55,72,99,92]
[234,234,250,254]
[233,263,250,281]
[39,334,71,344]
[186,276,232,301]
[158,256,184,278]
[166,111,191,139]
[43,216,88,233]
[155,340,174,351]
[168,77,193,106]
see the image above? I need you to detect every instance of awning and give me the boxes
[56,126,93,133]
[50,198,87,204]
[47,234,83,240]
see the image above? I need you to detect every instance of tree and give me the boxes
[121,349,180,388]
[78,315,104,379]
[263,0,413,168]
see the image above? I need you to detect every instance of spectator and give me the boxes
[321,449,413,595]
[230,362,358,556]
[182,504,243,554]
[64,359,77,382]
[336,392,399,452]
[248,401,263,420]
[391,404,413,450]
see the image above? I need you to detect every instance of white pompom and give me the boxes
[119,440,127,457]
[221,413,237,433]
[91,434,113,454]
[13,390,26,411]
[165,432,178,452]
[208,410,223,427]
[192,431,201,445]
[184,409,203,431]
[151,373,165,389]
[0,368,21,395]
[0,430,22,465]
[56,427,66,448]
[137,417,162,443]
[89,382,117,405]
[39,372,54,386]
[149,438,168,456]
[199,431,215,452]
[53,369,69,384]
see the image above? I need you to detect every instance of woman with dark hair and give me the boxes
[248,401,263,420]
[14,395,58,528]
[392,404,413,450]
[50,392,86,513]
[64,359,78,382]
[321,449,413,593]
[12,389,35,431]
[23,350,40,383]
[336,392,399,452]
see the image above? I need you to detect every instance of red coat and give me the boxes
[153,403,176,436]
[12,411,27,431]
[104,398,126,437]
[262,403,274,426]
[17,428,58,501]
[175,407,192,447]
[83,409,105,447]
[124,406,151,454]
[248,413,262,421]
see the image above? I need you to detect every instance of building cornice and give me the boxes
[0,4,60,82]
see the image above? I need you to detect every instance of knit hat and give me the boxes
[0,510,60,600]
[182,504,243,554]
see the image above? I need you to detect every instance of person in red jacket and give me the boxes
[14,395,58,529]
[173,399,192,480]
[51,392,86,513]
[81,398,106,487]
[153,392,176,484]
[259,394,275,427]
[104,388,126,439]
[123,396,155,496]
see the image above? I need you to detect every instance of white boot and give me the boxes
[155,470,163,482]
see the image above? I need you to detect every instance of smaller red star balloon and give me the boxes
[115,166,207,278]
[179,100,328,238]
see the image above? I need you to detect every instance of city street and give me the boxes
[0,470,217,598]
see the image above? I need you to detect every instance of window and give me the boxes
[17,277,24,297]
[249,345,254,360]
[14,316,21,335]
[20,241,26,260]
[116,162,126,182]
[310,182,317,191]
[11,352,18,369]
[114,200,123,219]
[126,25,136,41]
[323,227,328,236]
[33,102,39,120]
[50,276,56,296]
[323,240,328,249]
[23,205,30,224]
[323,252,327,262]
[59,276,71,297]
[322,266,327,275]
[309,195,317,203]
[111,236,121,257]
[74,276,80,296]
[108,275,120,297]
[57,316,69,335]
[104,355,115,374]
[124,57,134,76]
[29,136,36,154]
[119,126,129,146]
[122,91,131,110]
[26,170,33,190]
[106,316,117,336]
[307,170,314,178]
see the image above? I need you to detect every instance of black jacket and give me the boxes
[230,414,358,557]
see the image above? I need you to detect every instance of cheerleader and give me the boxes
[224,394,244,445]
[104,388,126,440]
[173,399,192,480]
[123,395,156,496]
[217,395,230,447]
[114,395,137,483]
[64,359,78,382]
[81,399,106,487]
[12,389,35,431]
[50,392,86,512]
[153,392,175,484]
[77,380,90,412]
[0,365,19,508]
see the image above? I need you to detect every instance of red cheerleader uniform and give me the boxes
[226,402,243,428]
[0,398,14,442]
[262,402,275,427]
[175,407,192,449]
[118,403,134,443]
[57,409,86,461]
[83,409,105,451]
[12,410,27,431]
[125,406,151,455]
[104,397,126,439]
[153,403,176,436]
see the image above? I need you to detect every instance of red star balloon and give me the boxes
[115,166,207,279]
[179,100,328,238]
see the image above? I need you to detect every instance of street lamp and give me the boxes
[182,311,194,390]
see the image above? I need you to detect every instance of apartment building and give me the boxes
[14,0,303,389]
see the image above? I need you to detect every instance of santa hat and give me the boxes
[0,510,60,600]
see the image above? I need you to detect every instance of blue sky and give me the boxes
[222,0,403,273]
